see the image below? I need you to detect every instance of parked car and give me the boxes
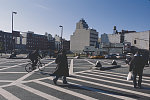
[90,55,105,59]
[116,54,126,59]
[104,54,117,59]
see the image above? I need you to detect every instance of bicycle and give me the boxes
[25,58,45,72]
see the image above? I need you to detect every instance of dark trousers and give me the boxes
[133,72,143,87]
[53,76,67,83]
[31,59,38,68]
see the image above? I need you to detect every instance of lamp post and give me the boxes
[12,11,17,53]
[59,25,63,49]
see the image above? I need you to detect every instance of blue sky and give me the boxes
[0,0,150,40]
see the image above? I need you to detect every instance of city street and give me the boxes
[0,57,150,100]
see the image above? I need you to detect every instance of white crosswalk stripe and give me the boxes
[17,83,61,100]
[0,59,150,100]
[72,71,150,98]
[14,69,149,100]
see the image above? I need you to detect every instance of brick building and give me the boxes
[0,30,13,53]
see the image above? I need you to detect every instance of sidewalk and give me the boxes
[0,53,10,58]
[0,53,27,59]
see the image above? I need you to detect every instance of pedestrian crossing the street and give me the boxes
[0,58,150,100]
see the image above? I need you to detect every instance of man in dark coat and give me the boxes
[53,49,69,85]
[129,50,146,88]
[29,49,42,70]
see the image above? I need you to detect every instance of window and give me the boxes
[134,40,136,44]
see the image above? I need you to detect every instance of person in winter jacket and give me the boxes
[129,50,146,88]
[29,49,42,70]
[53,49,69,85]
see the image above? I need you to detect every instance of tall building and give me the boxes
[62,39,70,52]
[54,34,61,51]
[45,32,55,51]
[70,19,99,53]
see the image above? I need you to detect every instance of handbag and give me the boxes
[127,72,133,81]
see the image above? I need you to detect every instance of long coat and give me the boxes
[129,54,145,75]
[53,53,69,77]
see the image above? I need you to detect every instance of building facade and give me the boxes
[101,29,150,53]
[0,31,13,53]
[124,31,150,50]
[22,31,48,51]
[70,19,99,53]
[62,39,70,52]
[54,35,61,51]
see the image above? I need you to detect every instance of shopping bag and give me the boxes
[127,72,133,81]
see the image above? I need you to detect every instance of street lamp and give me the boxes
[12,11,17,53]
[59,25,63,49]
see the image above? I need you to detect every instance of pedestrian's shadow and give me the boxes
[142,87,150,90]
[57,84,87,90]
[40,72,78,78]
[57,84,139,99]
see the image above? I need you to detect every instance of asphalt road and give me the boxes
[0,57,150,100]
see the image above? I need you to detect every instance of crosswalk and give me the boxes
[0,59,150,100]
[3,69,149,100]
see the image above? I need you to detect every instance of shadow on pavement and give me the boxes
[58,83,139,99]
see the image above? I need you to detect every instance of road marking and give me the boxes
[0,80,14,82]
[81,71,150,86]
[85,59,150,80]
[91,70,150,82]
[84,59,95,65]
[17,83,60,100]
[68,75,150,98]
[69,59,74,75]
[77,72,132,87]
[0,62,28,71]
[68,82,136,100]
[0,72,27,74]
[75,70,91,74]
[34,80,98,100]
[30,76,136,100]
[11,60,55,85]
[46,66,91,69]
[0,87,21,100]
[0,60,55,88]
[0,59,26,64]
[94,70,150,80]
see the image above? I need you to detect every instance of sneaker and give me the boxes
[53,79,57,85]
[134,85,137,88]
[134,86,137,88]
[63,81,68,84]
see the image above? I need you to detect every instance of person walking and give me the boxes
[129,50,146,88]
[53,49,69,85]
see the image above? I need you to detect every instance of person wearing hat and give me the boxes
[53,49,69,85]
